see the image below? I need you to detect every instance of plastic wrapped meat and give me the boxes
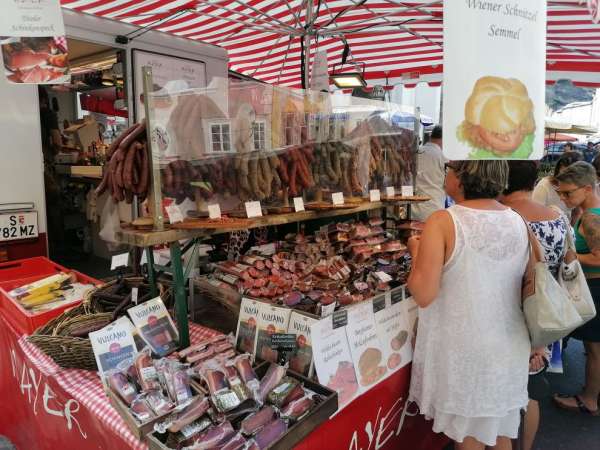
[266,377,299,407]
[234,355,258,385]
[204,369,228,395]
[220,432,248,450]
[280,395,314,421]
[130,395,154,422]
[134,349,160,391]
[168,396,210,433]
[145,389,174,416]
[257,364,287,403]
[253,419,287,450]
[189,421,235,449]
[240,406,276,436]
[107,371,137,405]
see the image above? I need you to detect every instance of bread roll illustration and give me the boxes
[460,76,535,156]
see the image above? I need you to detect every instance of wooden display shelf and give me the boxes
[116,197,429,247]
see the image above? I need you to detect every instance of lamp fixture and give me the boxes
[330,62,367,89]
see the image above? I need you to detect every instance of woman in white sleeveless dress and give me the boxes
[407,161,531,450]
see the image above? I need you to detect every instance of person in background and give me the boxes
[592,154,600,186]
[585,141,597,163]
[532,152,583,219]
[500,161,569,450]
[411,125,446,222]
[563,142,574,153]
[407,161,530,450]
[553,162,600,416]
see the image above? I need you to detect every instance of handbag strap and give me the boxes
[511,209,546,264]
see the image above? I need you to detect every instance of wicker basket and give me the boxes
[27,289,113,371]
[27,278,174,371]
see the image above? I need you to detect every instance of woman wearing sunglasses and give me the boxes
[407,161,531,450]
[553,161,600,416]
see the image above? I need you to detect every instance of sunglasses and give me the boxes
[555,186,584,198]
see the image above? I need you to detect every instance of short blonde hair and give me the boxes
[555,161,596,187]
[454,160,509,200]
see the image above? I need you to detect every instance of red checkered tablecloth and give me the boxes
[16,324,219,450]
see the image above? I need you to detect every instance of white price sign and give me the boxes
[369,189,381,202]
[332,192,345,206]
[293,197,305,212]
[208,204,221,220]
[401,185,414,197]
[386,187,395,198]
[0,211,38,242]
[245,201,263,218]
[111,252,129,270]
[166,204,184,224]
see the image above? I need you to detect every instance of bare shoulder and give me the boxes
[581,211,600,251]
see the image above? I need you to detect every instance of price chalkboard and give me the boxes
[372,295,386,313]
[391,287,404,305]
[332,310,348,329]
[270,333,298,352]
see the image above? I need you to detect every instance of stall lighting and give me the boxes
[331,72,367,88]
[102,77,115,86]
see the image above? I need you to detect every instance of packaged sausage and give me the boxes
[107,370,138,405]
[235,298,262,357]
[254,304,291,363]
[134,348,161,391]
[287,311,317,377]
[128,297,179,357]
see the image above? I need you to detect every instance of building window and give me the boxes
[329,117,336,140]
[253,121,266,151]
[210,123,231,152]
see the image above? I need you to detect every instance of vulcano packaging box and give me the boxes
[287,311,318,377]
[128,297,179,356]
[235,297,262,357]
[254,304,291,363]
[90,317,137,379]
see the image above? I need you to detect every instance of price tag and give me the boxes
[166,204,184,224]
[270,333,298,351]
[372,295,386,313]
[111,252,129,270]
[332,309,348,329]
[374,271,393,283]
[208,204,221,220]
[245,201,263,218]
[401,185,414,197]
[391,286,404,305]
[293,197,305,212]
[140,251,148,265]
[321,302,336,318]
[131,287,139,305]
[332,192,344,206]
[386,186,395,198]
[369,189,381,202]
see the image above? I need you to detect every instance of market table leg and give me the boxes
[145,247,158,298]
[170,241,190,347]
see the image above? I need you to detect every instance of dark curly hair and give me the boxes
[452,160,509,200]
[554,152,583,178]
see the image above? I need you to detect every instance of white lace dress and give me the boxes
[409,205,531,446]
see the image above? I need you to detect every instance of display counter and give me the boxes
[0,310,447,450]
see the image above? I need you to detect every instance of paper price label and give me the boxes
[369,189,381,202]
[401,185,414,197]
[166,204,184,224]
[132,287,139,305]
[332,192,344,206]
[293,197,305,212]
[208,204,221,219]
[375,271,393,283]
[111,252,129,270]
[386,186,395,198]
[321,302,336,318]
[245,201,263,218]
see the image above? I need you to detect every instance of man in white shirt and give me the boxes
[412,125,446,222]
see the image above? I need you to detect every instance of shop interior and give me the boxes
[40,38,129,274]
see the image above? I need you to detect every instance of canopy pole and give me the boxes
[304,0,313,88]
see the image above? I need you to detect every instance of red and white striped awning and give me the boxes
[60,1,600,88]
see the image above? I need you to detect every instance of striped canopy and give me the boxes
[61,1,600,88]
